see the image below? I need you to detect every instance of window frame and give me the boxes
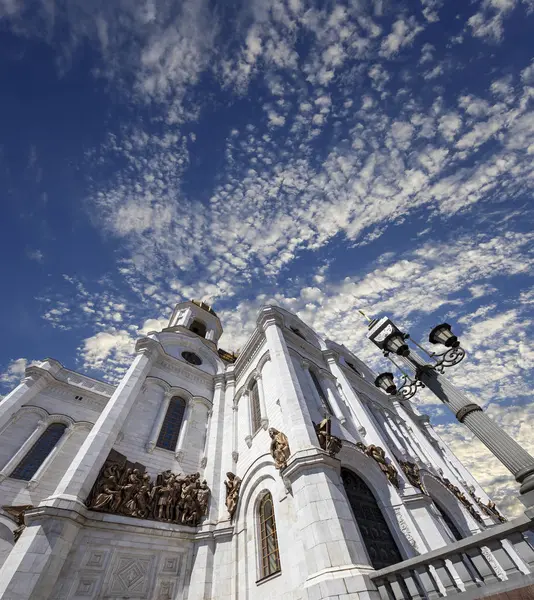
[250,381,262,435]
[309,369,334,415]
[156,396,187,451]
[10,422,67,482]
[256,491,281,582]
[190,319,207,338]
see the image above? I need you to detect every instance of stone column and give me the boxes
[146,388,171,453]
[241,390,252,447]
[218,371,236,523]
[258,308,317,451]
[175,400,194,461]
[322,375,347,425]
[301,360,329,415]
[256,373,269,429]
[204,375,226,521]
[0,365,53,434]
[45,337,158,506]
[414,360,534,497]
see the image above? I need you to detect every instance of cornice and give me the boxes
[154,356,214,389]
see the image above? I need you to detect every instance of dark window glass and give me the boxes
[190,320,207,338]
[259,492,281,579]
[156,397,187,451]
[342,468,402,569]
[290,326,306,340]
[250,381,262,434]
[182,351,202,366]
[10,423,67,481]
[435,502,463,541]
[309,370,333,414]
[346,361,362,376]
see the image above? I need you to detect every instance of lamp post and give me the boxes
[368,316,534,502]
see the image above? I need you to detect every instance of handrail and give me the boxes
[369,514,533,580]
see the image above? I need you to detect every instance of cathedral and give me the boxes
[0,300,533,600]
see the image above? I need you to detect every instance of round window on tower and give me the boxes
[181,351,202,366]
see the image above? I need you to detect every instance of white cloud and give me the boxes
[379,17,424,58]
[0,358,30,386]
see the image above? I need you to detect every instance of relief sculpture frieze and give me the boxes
[86,449,210,527]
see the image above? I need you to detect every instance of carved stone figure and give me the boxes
[399,460,425,493]
[485,500,507,523]
[86,451,210,527]
[224,472,242,519]
[442,478,483,524]
[314,418,343,457]
[269,428,291,470]
[365,444,400,488]
[198,480,211,516]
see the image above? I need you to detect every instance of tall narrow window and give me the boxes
[10,423,67,481]
[259,492,281,579]
[190,320,207,338]
[157,397,187,451]
[309,369,333,414]
[250,381,262,434]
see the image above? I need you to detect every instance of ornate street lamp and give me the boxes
[366,315,534,503]
[374,372,397,395]
[429,323,459,348]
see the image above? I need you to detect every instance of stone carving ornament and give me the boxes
[314,417,343,457]
[86,450,210,527]
[469,491,507,523]
[269,428,291,470]
[399,460,426,493]
[224,471,242,520]
[441,478,483,524]
[2,505,33,542]
[364,444,400,488]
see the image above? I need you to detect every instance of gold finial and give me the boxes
[358,309,372,322]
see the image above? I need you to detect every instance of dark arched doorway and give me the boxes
[341,468,402,569]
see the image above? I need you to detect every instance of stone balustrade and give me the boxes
[370,514,534,599]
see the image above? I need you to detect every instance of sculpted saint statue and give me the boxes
[365,444,400,488]
[224,472,242,519]
[92,476,122,511]
[314,417,343,457]
[269,428,291,470]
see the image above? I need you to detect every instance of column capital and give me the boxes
[135,337,161,358]
[256,306,284,332]
[23,366,54,387]
[301,360,310,370]
[322,349,338,364]
[213,374,226,389]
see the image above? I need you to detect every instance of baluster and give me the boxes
[465,546,498,585]
[414,565,443,598]
[430,559,457,595]
[447,553,481,591]
[500,538,530,576]
[485,539,519,579]
[402,570,427,600]
[507,532,534,570]
[376,578,395,600]
[386,575,408,599]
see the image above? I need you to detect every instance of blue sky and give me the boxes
[0,0,533,514]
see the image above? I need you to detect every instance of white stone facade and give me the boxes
[0,300,509,599]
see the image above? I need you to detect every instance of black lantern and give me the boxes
[383,331,410,356]
[375,372,398,395]
[429,323,459,348]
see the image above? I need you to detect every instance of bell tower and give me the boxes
[166,300,223,348]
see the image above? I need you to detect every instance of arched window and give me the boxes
[10,423,67,481]
[250,381,262,434]
[190,320,207,338]
[341,468,402,569]
[309,369,333,414]
[156,397,187,451]
[258,492,281,579]
[434,502,463,542]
